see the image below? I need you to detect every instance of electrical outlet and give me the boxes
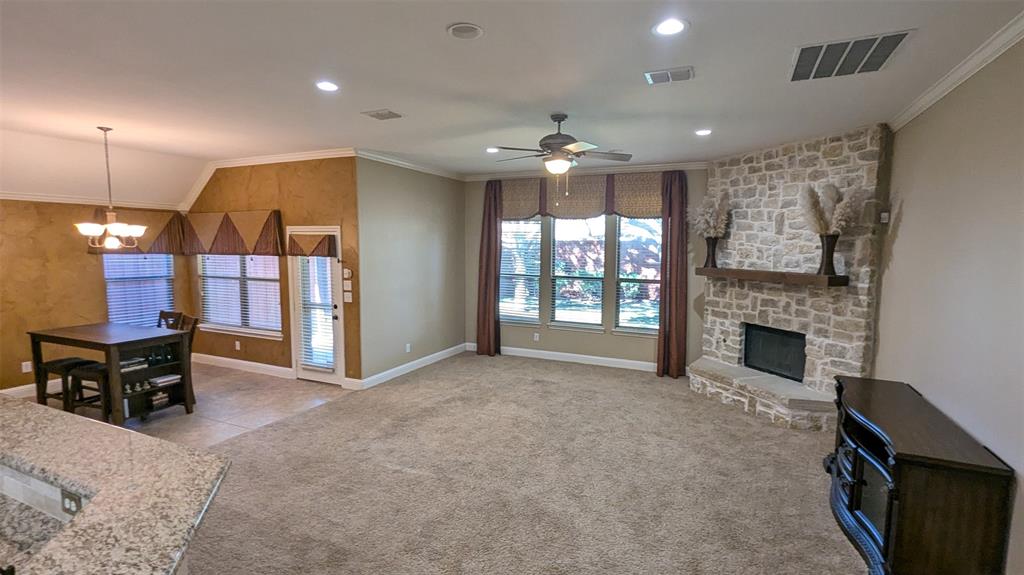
[405,343,411,353]
[21,361,32,373]
[234,340,241,351]
[533,332,540,342]
[61,489,82,516]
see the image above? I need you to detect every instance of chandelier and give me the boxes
[74,127,146,249]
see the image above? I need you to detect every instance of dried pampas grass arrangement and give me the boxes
[800,183,861,235]
[688,191,730,239]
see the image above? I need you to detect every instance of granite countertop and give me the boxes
[0,394,228,575]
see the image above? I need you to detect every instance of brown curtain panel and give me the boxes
[657,171,688,377]
[476,180,503,356]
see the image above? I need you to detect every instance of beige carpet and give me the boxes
[189,353,864,575]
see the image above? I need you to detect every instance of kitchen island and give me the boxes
[0,394,227,574]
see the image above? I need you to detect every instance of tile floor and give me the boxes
[39,363,349,449]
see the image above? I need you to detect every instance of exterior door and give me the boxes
[288,229,345,385]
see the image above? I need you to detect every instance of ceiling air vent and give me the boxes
[644,66,694,86]
[361,109,403,120]
[791,30,912,81]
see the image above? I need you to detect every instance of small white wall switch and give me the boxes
[533,332,540,342]
[234,340,241,351]
[405,343,412,353]
[880,211,891,224]
[21,361,32,373]
[343,292,353,303]
[343,268,353,279]
[343,280,352,291]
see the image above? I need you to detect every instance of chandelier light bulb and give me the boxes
[103,235,123,250]
[75,222,105,237]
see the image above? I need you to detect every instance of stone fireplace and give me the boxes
[688,124,891,430]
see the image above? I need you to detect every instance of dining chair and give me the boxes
[67,362,109,422]
[157,310,184,329]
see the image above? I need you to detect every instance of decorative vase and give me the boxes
[817,234,839,276]
[703,237,719,268]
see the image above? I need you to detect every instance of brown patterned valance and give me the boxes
[496,171,669,220]
[287,234,338,257]
[181,210,283,256]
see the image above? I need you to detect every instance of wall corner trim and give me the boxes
[354,149,463,181]
[462,161,709,182]
[178,147,358,211]
[891,9,1024,131]
[191,353,297,379]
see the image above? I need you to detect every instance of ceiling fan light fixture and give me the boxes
[544,157,572,175]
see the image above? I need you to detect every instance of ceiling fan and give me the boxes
[493,113,632,174]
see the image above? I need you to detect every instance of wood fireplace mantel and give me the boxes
[696,267,849,287]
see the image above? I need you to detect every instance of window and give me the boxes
[499,219,542,322]
[616,217,662,330]
[103,254,175,327]
[552,216,605,325]
[198,255,282,334]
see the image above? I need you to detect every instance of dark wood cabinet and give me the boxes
[824,376,1015,575]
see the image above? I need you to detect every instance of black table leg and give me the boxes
[106,346,125,425]
[30,336,46,405]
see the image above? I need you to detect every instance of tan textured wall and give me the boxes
[876,41,1023,572]
[189,157,362,379]
[464,170,708,365]
[356,158,465,377]
[0,200,193,389]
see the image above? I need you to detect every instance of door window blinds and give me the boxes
[297,256,335,370]
[103,254,175,327]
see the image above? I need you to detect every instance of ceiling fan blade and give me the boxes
[496,146,546,153]
[583,151,633,162]
[496,153,548,162]
[562,141,598,154]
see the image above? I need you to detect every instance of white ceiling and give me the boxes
[1,1,1022,180]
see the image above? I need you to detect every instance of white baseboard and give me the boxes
[464,341,654,371]
[191,353,297,379]
[1,378,62,399]
[358,343,469,390]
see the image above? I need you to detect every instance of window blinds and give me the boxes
[198,255,282,333]
[498,219,542,321]
[552,216,605,325]
[103,254,174,327]
[616,217,662,330]
[297,256,335,370]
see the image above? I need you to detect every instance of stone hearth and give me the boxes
[689,124,891,429]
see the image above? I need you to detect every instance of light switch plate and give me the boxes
[343,292,353,303]
[343,280,352,291]
[21,361,32,373]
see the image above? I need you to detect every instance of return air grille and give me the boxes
[791,30,911,81]
[361,109,403,120]
[644,66,694,85]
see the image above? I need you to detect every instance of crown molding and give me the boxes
[178,147,357,210]
[354,149,462,181]
[0,190,182,211]
[462,161,709,182]
[891,9,1024,131]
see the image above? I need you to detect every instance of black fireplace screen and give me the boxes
[743,324,806,382]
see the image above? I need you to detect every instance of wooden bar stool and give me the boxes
[39,357,95,412]
[68,362,110,422]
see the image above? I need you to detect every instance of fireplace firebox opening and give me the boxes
[743,324,807,382]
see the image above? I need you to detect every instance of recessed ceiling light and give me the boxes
[653,18,687,36]
[695,129,712,136]
[486,147,499,154]
[316,80,339,92]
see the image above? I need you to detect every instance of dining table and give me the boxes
[28,322,194,425]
